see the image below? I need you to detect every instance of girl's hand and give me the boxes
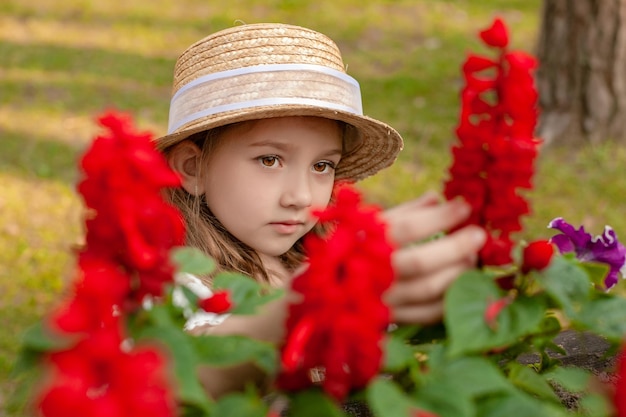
[382,192,487,324]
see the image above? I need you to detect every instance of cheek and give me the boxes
[312,180,335,208]
[203,163,272,214]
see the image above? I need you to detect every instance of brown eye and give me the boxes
[313,161,334,173]
[260,156,278,167]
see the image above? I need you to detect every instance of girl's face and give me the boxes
[200,116,343,260]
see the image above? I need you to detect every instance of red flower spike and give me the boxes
[479,17,509,48]
[443,17,541,267]
[521,240,554,274]
[37,110,180,417]
[198,290,233,314]
[277,185,394,401]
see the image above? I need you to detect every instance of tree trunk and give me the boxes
[536,0,626,145]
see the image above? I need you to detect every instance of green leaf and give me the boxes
[580,261,611,288]
[20,321,74,352]
[212,272,283,315]
[413,381,474,417]
[153,302,180,326]
[540,256,591,316]
[172,246,216,275]
[366,378,422,417]
[476,392,570,417]
[391,324,422,340]
[445,271,544,356]
[137,326,213,412]
[577,392,613,417]
[507,362,559,402]
[288,390,346,417]
[428,355,513,398]
[544,366,590,393]
[12,321,76,377]
[575,295,626,341]
[212,391,269,417]
[382,334,416,372]
[192,334,278,375]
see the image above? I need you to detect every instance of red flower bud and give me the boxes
[521,240,554,274]
[198,290,232,314]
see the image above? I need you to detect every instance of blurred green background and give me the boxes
[2,0,626,414]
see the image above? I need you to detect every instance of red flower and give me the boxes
[443,18,541,267]
[38,324,175,417]
[521,240,554,274]
[277,185,394,401]
[479,234,514,267]
[52,254,130,333]
[77,110,185,300]
[479,17,509,48]
[484,296,512,330]
[198,290,233,314]
[462,54,497,73]
[281,316,315,371]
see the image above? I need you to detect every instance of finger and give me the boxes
[385,261,472,306]
[392,225,486,280]
[384,198,472,246]
[391,300,445,325]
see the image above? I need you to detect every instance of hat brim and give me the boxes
[155,104,403,181]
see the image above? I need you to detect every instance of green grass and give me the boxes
[3,0,626,414]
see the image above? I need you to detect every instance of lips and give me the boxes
[273,220,304,226]
[270,220,305,234]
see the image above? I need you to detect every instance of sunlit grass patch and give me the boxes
[0,173,80,412]
[531,143,626,239]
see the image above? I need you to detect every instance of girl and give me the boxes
[158,23,486,398]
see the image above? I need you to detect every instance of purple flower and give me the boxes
[548,217,626,289]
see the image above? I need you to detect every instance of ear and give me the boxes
[167,141,205,196]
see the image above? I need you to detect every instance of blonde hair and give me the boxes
[164,123,336,284]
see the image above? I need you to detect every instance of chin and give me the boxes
[252,237,305,259]
[259,244,298,258]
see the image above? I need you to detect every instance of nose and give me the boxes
[279,169,313,209]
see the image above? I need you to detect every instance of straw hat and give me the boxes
[156,23,404,181]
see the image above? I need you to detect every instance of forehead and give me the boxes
[217,116,343,149]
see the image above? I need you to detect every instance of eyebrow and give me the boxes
[249,141,292,151]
